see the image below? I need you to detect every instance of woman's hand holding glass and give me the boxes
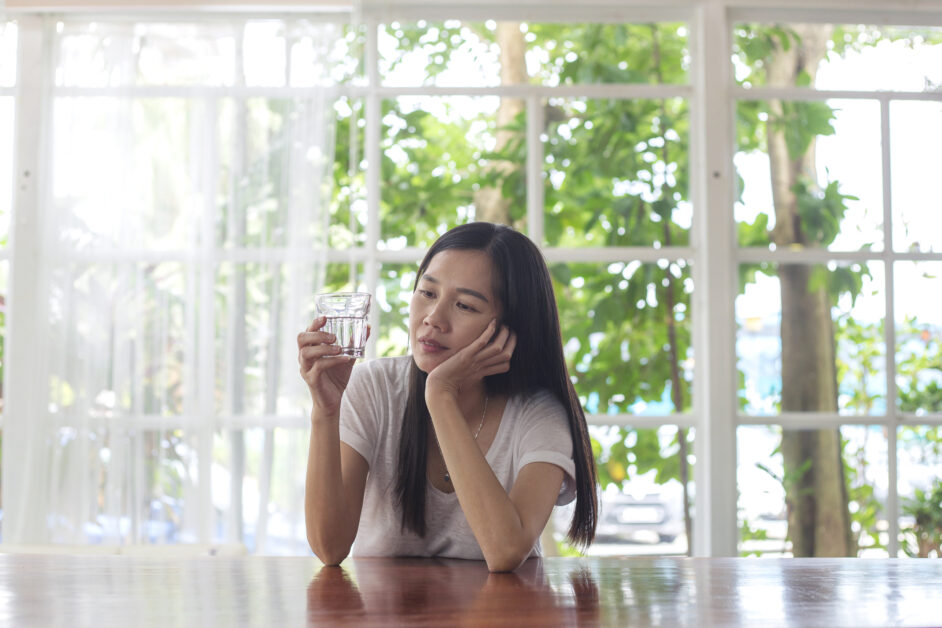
[425,319,517,403]
[298,316,367,416]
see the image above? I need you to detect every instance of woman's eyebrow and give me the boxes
[421,274,490,303]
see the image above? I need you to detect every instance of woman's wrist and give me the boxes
[310,406,341,426]
[424,386,460,414]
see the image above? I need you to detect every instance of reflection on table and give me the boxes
[0,553,940,626]
[306,556,599,626]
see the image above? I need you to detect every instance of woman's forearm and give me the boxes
[305,409,356,565]
[427,396,538,572]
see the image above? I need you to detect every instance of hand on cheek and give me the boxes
[425,320,517,400]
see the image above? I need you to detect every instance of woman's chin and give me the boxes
[412,352,444,374]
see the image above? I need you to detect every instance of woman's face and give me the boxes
[409,248,503,374]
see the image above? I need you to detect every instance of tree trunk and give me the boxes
[767,24,853,557]
[473,22,526,226]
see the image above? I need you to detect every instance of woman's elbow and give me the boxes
[308,535,351,566]
[484,544,531,573]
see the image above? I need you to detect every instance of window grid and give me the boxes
[2,3,941,558]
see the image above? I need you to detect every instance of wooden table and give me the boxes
[1,553,940,626]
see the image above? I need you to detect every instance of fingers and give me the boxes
[298,317,347,369]
[298,318,336,350]
[478,329,516,371]
[299,342,343,364]
[305,315,328,333]
[461,323,515,377]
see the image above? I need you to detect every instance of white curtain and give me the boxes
[3,16,340,552]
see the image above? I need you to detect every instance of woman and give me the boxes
[298,222,597,572]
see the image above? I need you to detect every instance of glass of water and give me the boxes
[315,292,371,358]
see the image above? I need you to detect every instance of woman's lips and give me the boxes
[418,338,447,353]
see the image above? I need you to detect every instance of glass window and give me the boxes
[554,261,693,416]
[578,424,693,556]
[734,23,942,93]
[891,101,942,253]
[7,6,941,558]
[545,98,690,248]
[737,261,887,416]
[898,426,942,558]
[737,425,889,557]
[895,262,942,415]
[735,99,883,252]
[380,96,508,246]
[735,18,942,560]
[379,21,689,88]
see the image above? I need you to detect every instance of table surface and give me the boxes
[1,553,941,627]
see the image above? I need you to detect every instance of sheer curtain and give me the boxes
[3,16,341,552]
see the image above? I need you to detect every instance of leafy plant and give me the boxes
[902,480,942,558]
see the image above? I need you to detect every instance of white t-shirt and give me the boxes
[338,355,576,560]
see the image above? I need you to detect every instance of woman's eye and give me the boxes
[456,302,477,312]
[418,289,434,298]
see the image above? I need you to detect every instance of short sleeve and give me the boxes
[512,390,577,506]
[338,362,382,467]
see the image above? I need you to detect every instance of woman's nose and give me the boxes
[424,302,448,331]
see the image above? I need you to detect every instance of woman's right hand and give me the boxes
[298,316,356,416]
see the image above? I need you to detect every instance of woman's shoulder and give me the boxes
[509,388,568,424]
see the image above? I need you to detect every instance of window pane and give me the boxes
[0,21,17,87]
[554,261,693,417]
[895,262,942,414]
[48,263,190,418]
[216,97,336,249]
[735,99,883,252]
[545,97,690,248]
[55,21,238,87]
[737,262,886,416]
[737,425,787,556]
[898,426,942,558]
[737,425,889,557]
[573,425,691,556]
[54,19,343,88]
[329,97,366,250]
[380,96,514,247]
[377,263,416,358]
[734,24,942,92]
[379,21,501,88]
[215,262,327,417]
[891,101,942,253]
[52,98,206,252]
[228,427,310,555]
[379,21,689,87]
[48,427,204,544]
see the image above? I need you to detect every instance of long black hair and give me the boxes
[394,221,598,548]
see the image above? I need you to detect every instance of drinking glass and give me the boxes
[315,292,371,358]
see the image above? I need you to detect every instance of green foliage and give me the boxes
[902,480,942,557]
[378,98,481,247]
[835,314,884,413]
[772,100,837,160]
[732,25,802,87]
[897,317,942,414]
[842,433,885,553]
[834,315,942,556]
[792,177,858,248]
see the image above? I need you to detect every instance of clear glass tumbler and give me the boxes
[315,292,371,358]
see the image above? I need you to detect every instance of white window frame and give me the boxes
[3,1,942,557]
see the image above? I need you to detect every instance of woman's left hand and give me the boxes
[425,320,517,402]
